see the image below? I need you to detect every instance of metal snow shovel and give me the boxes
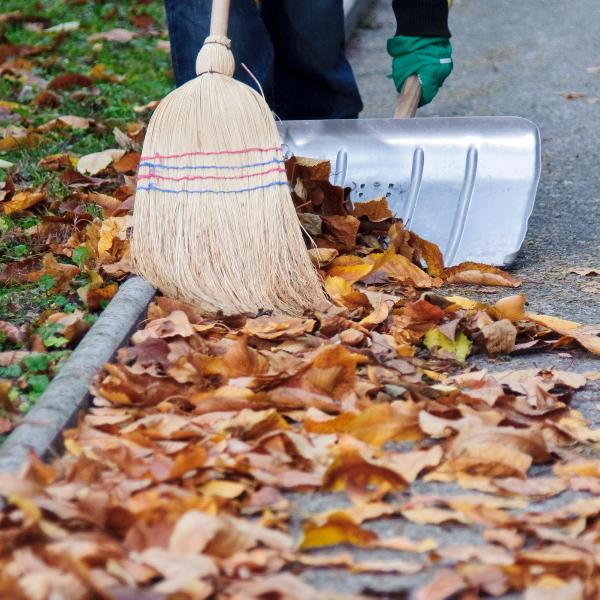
[277,76,541,267]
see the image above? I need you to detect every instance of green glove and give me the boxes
[387,35,453,107]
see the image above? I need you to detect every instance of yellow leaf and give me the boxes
[299,514,378,550]
[327,261,374,284]
[8,495,41,522]
[98,215,131,255]
[200,480,247,498]
[324,276,369,309]
[445,295,482,310]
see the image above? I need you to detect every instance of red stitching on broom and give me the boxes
[141,146,281,161]
[138,166,286,182]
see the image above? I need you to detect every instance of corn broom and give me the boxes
[131,0,325,315]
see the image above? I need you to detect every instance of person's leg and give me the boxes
[163,0,274,95]
[261,0,363,120]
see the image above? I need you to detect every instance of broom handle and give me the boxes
[394,75,421,119]
[209,0,231,37]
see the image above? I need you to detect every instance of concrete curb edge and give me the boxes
[0,276,155,474]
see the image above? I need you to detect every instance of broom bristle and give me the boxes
[132,36,327,316]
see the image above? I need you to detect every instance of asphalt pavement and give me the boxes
[349,0,600,326]
[293,2,600,596]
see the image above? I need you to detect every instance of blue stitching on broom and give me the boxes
[136,181,290,194]
[139,157,284,170]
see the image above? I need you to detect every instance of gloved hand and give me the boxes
[387,35,453,107]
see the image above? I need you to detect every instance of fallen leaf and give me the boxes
[321,214,360,249]
[299,514,377,549]
[2,189,45,214]
[479,318,517,356]
[323,276,369,309]
[569,267,600,276]
[444,262,522,287]
[415,569,466,600]
[24,253,78,292]
[38,115,92,131]
[88,29,137,43]
[47,72,94,91]
[353,197,394,222]
[113,152,140,173]
[242,316,315,340]
[77,148,126,175]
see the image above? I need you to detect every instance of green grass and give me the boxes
[0,0,172,427]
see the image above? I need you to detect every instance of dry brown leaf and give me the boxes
[47,72,94,91]
[2,189,45,214]
[495,295,600,356]
[308,247,338,267]
[321,214,360,249]
[24,253,78,292]
[132,311,195,343]
[37,115,92,131]
[323,448,408,502]
[242,315,315,340]
[113,151,140,173]
[480,318,517,355]
[304,403,416,447]
[444,262,522,287]
[353,197,394,222]
[430,425,549,480]
[371,247,433,288]
[570,267,600,276]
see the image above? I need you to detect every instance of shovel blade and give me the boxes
[278,116,540,267]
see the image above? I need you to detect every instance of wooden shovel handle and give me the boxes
[394,75,422,119]
[209,0,231,37]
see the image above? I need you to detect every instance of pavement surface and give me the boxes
[293,1,600,596]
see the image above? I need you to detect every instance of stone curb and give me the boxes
[0,276,155,474]
[344,0,375,43]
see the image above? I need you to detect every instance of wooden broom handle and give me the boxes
[394,75,421,119]
[209,0,231,37]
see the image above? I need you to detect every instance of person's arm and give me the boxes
[392,0,450,38]
[388,0,453,108]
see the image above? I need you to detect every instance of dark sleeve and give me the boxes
[392,0,451,37]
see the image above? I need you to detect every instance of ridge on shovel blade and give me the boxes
[278,116,541,267]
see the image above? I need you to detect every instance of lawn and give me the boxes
[0,0,171,436]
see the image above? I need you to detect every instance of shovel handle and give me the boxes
[209,0,231,37]
[394,75,421,119]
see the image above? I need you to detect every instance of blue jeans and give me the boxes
[164,0,364,119]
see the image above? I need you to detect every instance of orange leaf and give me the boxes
[323,449,408,502]
[305,403,414,446]
[2,190,45,214]
[353,197,394,222]
[113,151,140,173]
[443,262,522,287]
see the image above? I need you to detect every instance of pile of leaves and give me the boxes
[0,155,599,599]
[0,0,170,433]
